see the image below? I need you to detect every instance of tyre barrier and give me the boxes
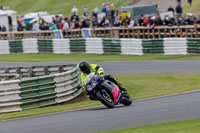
[0,38,199,55]
[0,64,81,113]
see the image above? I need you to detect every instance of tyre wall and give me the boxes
[1,38,199,55]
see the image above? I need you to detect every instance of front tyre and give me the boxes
[121,93,132,106]
[96,89,115,108]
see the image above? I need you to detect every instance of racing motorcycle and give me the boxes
[83,72,132,108]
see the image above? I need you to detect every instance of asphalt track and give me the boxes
[1,60,200,74]
[0,60,200,133]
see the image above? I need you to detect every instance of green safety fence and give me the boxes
[9,40,23,53]
[38,39,53,53]
[70,38,86,52]
[142,39,164,54]
[103,38,121,54]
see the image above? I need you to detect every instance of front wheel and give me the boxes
[121,93,132,106]
[96,89,115,108]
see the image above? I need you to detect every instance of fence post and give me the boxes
[111,28,119,38]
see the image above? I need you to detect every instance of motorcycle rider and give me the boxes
[78,60,127,93]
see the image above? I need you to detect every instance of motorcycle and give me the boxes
[83,72,132,108]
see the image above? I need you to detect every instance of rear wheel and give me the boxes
[96,89,115,108]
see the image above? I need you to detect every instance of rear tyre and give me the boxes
[96,89,115,108]
[121,93,132,106]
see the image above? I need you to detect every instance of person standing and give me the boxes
[32,21,40,31]
[70,12,79,21]
[83,6,89,15]
[188,0,192,6]
[176,4,183,19]
[71,6,78,15]
[63,17,70,30]
[177,0,181,5]
[168,5,175,13]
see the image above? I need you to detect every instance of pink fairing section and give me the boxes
[111,85,120,103]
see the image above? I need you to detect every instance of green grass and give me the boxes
[1,53,200,62]
[0,0,133,16]
[101,118,200,133]
[1,73,200,121]
[183,0,200,14]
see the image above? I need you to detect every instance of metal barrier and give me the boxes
[0,64,81,113]
[0,65,74,79]
[0,25,199,40]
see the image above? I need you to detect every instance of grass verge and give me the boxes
[0,0,133,16]
[183,0,200,14]
[1,53,200,62]
[1,73,200,121]
[101,118,200,133]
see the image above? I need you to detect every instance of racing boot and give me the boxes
[118,84,127,94]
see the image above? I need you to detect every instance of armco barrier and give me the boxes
[0,64,82,113]
[0,80,22,113]
[54,66,81,103]
[0,38,200,55]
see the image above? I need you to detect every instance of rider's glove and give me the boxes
[77,84,82,89]
[100,73,105,78]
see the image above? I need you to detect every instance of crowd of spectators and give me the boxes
[16,2,200,32]
[0,25,6,32]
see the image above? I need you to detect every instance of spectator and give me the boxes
[186,15,195,25]
[121,16,130,27]
[144,16,150,26]
[82,15,91,28]
[168,5,175,13]
[38,17,44,25]
[177,0,181,5]
[55,15,60,24]
[176,4,182,14]
[128,18,135,28]
[71,19,81,29]
[1,25,6,32]
[32,21,40,31]
[63,17,70,30]
[70,12,79,21]
[59,17,64,29]
[91,16,98,28]
[99,16,106,27]
[102,4,107,14]
[50,21,58,30]
[178,17,186,25]
[196,19,200,24]
[92,11,98,18]
[110,8,116,26]
[71,6,78,15]
[93,7,99,14]
[99,16,110,28]
[40,22,49,30]
[176,4,183,19]
[187,0,192,6]
[104,18,110,28]
[17,21,24,31]
[149,16,156,28]
[139,15,145,26]
[114,16,122,27]
[168,17,177,26]
[156,17,164,26]
[83,6,89,15]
